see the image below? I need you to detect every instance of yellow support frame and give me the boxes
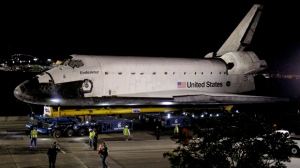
[43,105,234,118]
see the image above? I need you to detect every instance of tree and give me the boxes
[163,112,295,168]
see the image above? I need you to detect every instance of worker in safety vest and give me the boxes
[30,127,38,149]
[174,125,179,135]
[93,128,98,150]
[89,128,95,148]
[123,125,130,141]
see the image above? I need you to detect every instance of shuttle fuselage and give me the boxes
[14,4,285,107]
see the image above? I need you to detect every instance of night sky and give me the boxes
[2,1,300,74]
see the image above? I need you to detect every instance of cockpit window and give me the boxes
[68,60,84,68]
[60,59,84,68]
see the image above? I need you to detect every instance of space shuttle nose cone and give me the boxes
[13,80,31,102]
[14,85,22,99]
[13,78,39,104]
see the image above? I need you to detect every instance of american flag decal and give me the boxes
[177,82,186,88]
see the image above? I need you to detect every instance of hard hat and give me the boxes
[89,128,92,131]
[125,125,128,128]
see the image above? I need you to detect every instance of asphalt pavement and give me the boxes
[0,116,300,168]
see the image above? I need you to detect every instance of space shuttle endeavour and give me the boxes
[13,4,289,107]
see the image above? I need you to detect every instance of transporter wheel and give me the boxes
[77,128,86,136]
[66,129,74,137]
[291,145,300,155]
[53,130,62,138]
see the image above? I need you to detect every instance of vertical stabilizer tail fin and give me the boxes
[216,4,263,56]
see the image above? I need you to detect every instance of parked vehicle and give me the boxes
[289,136,300,155]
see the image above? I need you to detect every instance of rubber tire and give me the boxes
[53,130,62,138]
[78,128,86,136]
[66,129,74,137]
[291,145,299,155]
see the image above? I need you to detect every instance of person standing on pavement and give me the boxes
[30,127,38,149]
[93,128,98,150]
[155,125,161,140]
[89,128,95,148]
[174,124,179,135]
[98,142,108,168]
[123,125,130,141]
[47,144,58,168]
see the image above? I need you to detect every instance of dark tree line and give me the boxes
[164,112,295,168]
